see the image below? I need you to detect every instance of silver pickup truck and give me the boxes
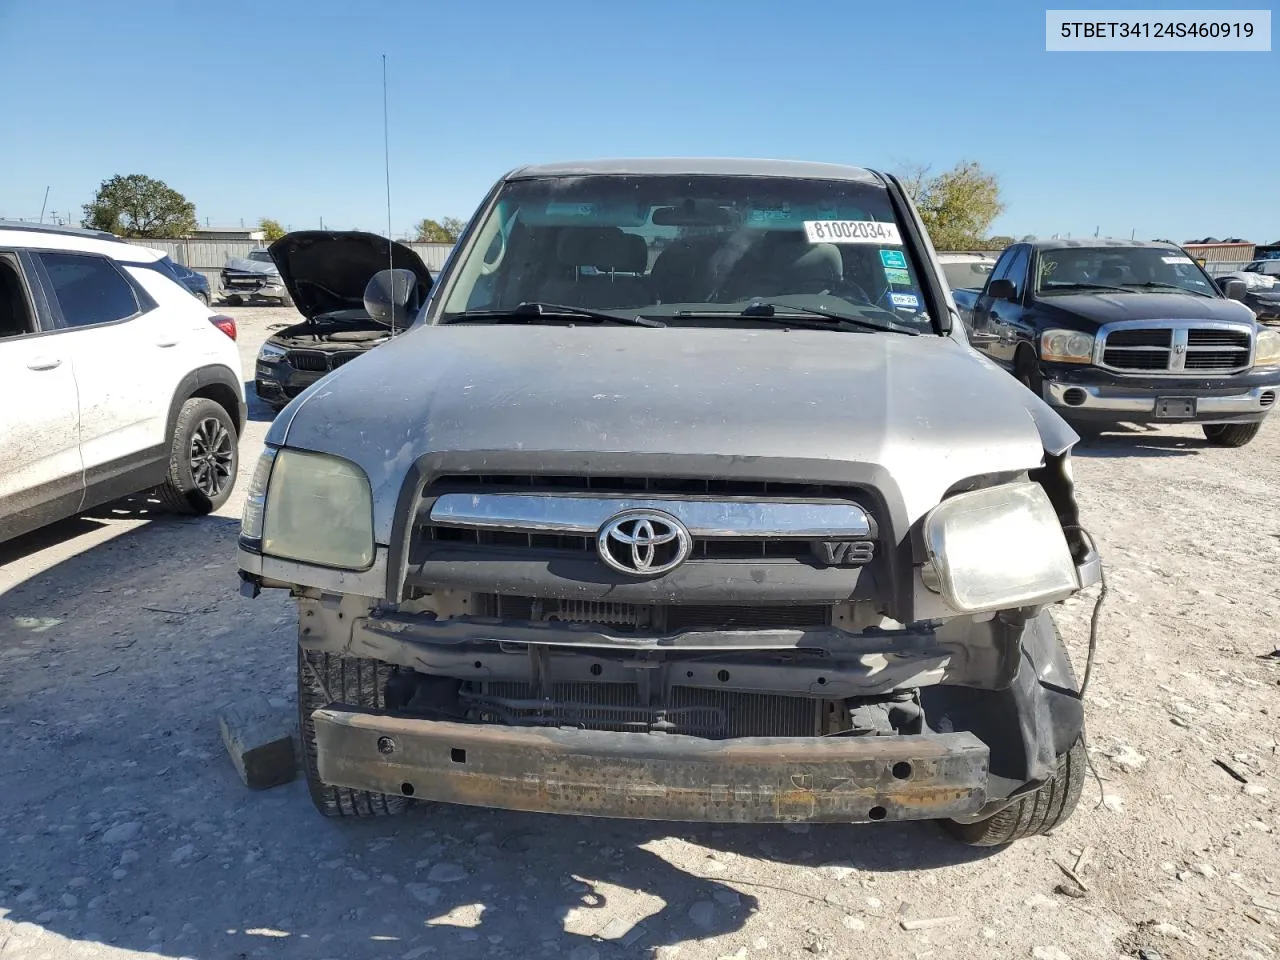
[237,158,1103,847]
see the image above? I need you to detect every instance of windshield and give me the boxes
[1036,246,1216,296]
[437,174,937,332]
[246,250,273,262]
[940,260,994,292]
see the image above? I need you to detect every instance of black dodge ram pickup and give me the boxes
[958,239,1280,446]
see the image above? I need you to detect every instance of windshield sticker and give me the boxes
[1161,255,1193,265]
[803,220,902,245]
[890,292,920,308]
[879,249,907,269]
[544,202,595,217]
[883,267,911,285]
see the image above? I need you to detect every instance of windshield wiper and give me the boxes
[1122,281,1212,297]
[1041,282,1132,294]
[443,302,665,328]
[673,300,919,335]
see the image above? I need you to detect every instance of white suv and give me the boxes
[0,222,246,543]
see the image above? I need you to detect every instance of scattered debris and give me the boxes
[1213,758,1249,784]
[1054,883,1086,899]
[1032,947,1072,960]
[840,915,866,931]
[218,695,298,790]
[1106,744,1147,773]
[1073,846,1093,874]
[98,821,141,844]
[900,916,960,931]
[1054,860,1089,892]
[688,900,716,929]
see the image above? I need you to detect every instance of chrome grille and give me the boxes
[427,526,814,560]
[1096,321,1253,375]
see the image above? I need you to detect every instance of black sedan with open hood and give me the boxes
[253,231,433,411]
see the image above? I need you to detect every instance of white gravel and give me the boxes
[1,305,1277,960]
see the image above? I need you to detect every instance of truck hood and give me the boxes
[268,231,433,321]
[1039,291,1256,325]
[274,326,1071,544]
[223,258,280,276]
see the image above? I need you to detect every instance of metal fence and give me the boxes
[123,237,456,295]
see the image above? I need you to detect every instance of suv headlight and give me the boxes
[1255,328,1280,368]
[1040,329,1094,364]
[240,447,375,570]
[922,482,1078,613]
[258,342,287,362]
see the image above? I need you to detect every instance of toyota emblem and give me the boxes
[596,509,693,576]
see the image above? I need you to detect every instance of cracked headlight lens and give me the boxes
[923,482,1078,613]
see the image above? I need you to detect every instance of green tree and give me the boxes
[899,161,1005,251]
[82,174,197,238]
[259,217,286,241]
[414,217,465,242]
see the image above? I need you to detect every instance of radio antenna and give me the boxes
[382,53,395,335]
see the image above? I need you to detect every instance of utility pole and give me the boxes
[39,186,50,223]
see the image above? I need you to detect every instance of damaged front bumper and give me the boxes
[312,707,989,823]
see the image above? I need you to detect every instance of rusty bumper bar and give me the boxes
[312,707,990,823]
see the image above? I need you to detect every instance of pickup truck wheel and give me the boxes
[298,648,409,818]
[1202,422,1261,447]
[156,397,238,514]
[940,738,1085,846]
[1014,350,1044,399]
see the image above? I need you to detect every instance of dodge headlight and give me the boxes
[923,482,1078,613]
[258,342,287,362]
[1040,329,1094,364]
[241,447,375,569]
[1255,328,1280,368]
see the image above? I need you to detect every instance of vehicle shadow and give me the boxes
[243,379,281,423]
[0,514,999,959]
[1070,425,1203,458]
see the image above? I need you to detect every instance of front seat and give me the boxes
[718,231,843,301]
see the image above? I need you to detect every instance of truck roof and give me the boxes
[1027,238,1182,251]
[504,157,881,183]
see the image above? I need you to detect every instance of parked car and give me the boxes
[0,221,245,542]
[1217,270,1280,327]
[1243,259,1280,279]
[962,239,1279,446]
[937,252,997,326]
[252,231,431,411]
[220,249,291,306]
[168,257,212,305]
[238,158,1104,848]
[142,250,212,306]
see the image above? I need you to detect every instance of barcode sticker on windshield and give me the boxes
[1161,255,1193,265]
[803,220,902,245]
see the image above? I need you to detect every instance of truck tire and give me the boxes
[1202,422,1261,447]
[940,738,1085,846]
[156,397,238,514]
[297,648,409,818]
[1014,348,1044,399]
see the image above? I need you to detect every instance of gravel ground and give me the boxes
[1,305,1277,960]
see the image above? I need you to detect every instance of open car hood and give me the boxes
[268,231,433,322]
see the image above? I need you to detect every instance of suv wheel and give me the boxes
[156,397,238,514]
[298,648,410,818]
[1202,422,1260,447]
[940,738,1085,846]
[197,291,211,307]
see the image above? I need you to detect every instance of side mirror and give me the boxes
[987,278,1017,301]
[1220,278,1247,302]
[363,268,420,327]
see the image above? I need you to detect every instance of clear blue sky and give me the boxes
[1,1,1276,242]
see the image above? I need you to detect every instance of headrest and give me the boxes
[557,227,648,272]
